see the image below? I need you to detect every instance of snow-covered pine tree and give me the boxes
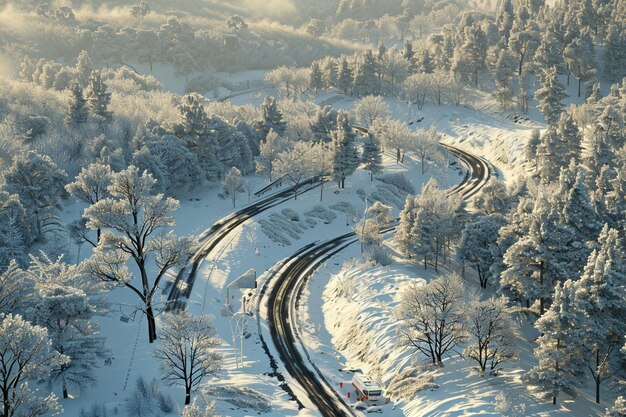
[556,112,582,165]
[0,313,64,417]
[457,213,507,288]
[572,226,626,404]
[65,82,88,126]
[1,152,66,242]
[256,96,286,139]
[309,61,324,92]
[563,28,596,97]
[525,128,541,172]
[535,66,568,125]
[361,132,382,181]
[331,111,359,189]
[352,50,378,97]
[85,71,112,123]
[75,50,92,88]
[603,20,626,83]
[562,171,601,243]
[395,195,416,257]
[28,255,108,399]
[0,192,31,268]
[337,57,353,95]
[524,281,587,404]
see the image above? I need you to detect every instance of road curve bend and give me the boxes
[260,139,492,416]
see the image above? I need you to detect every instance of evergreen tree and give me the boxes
[535,67,568,125]
[1,152,67,242]
[75,50,92,88]
[85,71,112,123]
[556,112,582,165]
[459,24,488,87]
[536,126,562,182]
[573,226,626,404]
[526,129,541,172]
[337,57,353,95]
[524,281,587,404]
[604,21,626,83]
[534,23,565,72]
[352,51,378,96]
[457,214,507,288]
[28,256,108,399]
[64,83,88,126]
[395,195,416,257]
[564,28,597,97]
[255,96,286,139]
[563,171,601,242]
[361,132,382,181]
[331,112,359,189]
[309,61,324,92]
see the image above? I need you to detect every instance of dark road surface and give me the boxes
[260,136,492,416]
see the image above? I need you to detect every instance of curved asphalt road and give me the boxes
[260,136,492,416]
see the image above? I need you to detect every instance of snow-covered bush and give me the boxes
[365,245,393,266]
[305,205,337,223]
[202,385,271,413]
[377,173,415,194]
[79,402,109,417]
[126,377,175,417]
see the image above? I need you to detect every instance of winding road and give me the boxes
[259,139,492,416]
[165,177,322,311]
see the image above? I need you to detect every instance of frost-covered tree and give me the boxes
[464,296,520,374]
[509,22,540,76]
[395,195,416,257]
[2,152,66,242]
[0,192,31,267]
[256,129,286,182]
[309,61,324,92]
[0,261,33,315]
[397,273,468,365]
[535,67,568,125]
[0,313,64,417]
[501,201,578,313]
[255,96,286,140]
[181,396,219,417]
[556,113,582,165]
[403,73,430,109]
[564,28,596,97]
[563,171,600,242]
[361,132,382,181]
[85,71,112,123]
[154,311,221,405]
[573,226,626,404]
[222,167,243,208]
[143,135,204,194]
[604,21,626,83]
[353,95,390,127]
[413,127,441,174]
[84,166,194,343]
[355,201,392,252]
[353,50,378,96]
[494,49,517,109]
[75,51,92,88]
[524,281,587,404]
[331,112,359,189]
[606,397,626,417]
[457,214,507,288]
[337,57,353,95]
[456,24,488,87]
[370,118,411,163]
[66,163,113,244]
[65,83,88,126]
[28,256,108,399]
[274,141,317,200]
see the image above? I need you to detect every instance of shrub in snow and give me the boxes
[305,205,337,223]
[79,402,109,417]
[329,201,358,220]
[606,397,626,417]
[364,245,393,266]
[126,377,175,417]
[202,385,271,413]
[378,173,415,195]
[180,397,219,417]
[281,208,300,222]
[385,361,438,401]
[494,392,526,417]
